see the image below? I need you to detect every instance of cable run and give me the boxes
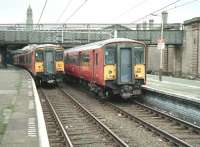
[56,0,73,23]
[65,0,88,23]
[131,0,182,23]
[37,0,48,24]
[165,0,199,12]
[116,0,148,19]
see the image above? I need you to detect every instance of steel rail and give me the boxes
[105,101,193,147]
[135,101,200,133]
[40,89,74,147]
[59,88,129,147]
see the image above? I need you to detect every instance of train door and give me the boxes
[92,50,95,81]
[45,51,54,74]
[120,48,132,83]
[78,52,81,77]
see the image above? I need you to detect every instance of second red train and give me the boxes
[64,38,147,99]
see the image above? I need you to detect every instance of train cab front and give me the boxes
[35,49,45,85]
[35,47,64,85]
[104,41,146,99]
[43,48,64,84]
[120,64,145,99]
[35,49,55,85]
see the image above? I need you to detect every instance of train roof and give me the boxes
[64,38,146,53]
[35,44,62,49]
[12,44,62,55]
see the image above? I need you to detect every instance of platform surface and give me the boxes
[143,74,200,103]
[0,66,49,147]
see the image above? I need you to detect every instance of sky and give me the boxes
[0,0,199,24]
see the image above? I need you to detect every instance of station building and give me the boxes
[147,16,200,79]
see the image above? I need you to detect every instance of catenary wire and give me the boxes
[65,0,88,23]
[131,0,182,23]
[56,0,73,23]
[164,0,199,12]
[144,0,199,23]
[116,0,148,19]
[37,0,48,24]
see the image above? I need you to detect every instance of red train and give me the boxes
[13,44,64,86]
[64,38,147,99]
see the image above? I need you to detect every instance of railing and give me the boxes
[0,23,183,45]
[0,23,183,31]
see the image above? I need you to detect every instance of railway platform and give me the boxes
[0,65,49,147]
[143,74,200,103]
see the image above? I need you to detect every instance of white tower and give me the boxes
[26,5,33,31]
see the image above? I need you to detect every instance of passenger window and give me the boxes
[81,54,89,62]
[80,53,89,66]
[84,55,89,62]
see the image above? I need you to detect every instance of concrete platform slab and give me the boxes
[0,66,49,147]
[143,74,200,103]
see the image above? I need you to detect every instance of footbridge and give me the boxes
[0,23,183,48]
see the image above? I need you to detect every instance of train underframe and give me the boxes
[35,72,63,86]
[65,74,144,99]
[89,80,143,99]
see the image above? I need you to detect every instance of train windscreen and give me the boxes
[104,43,145,65]
[56,51,63,61]
[105,47,116,64]
[134,45,144,64]
[35,51,43,61]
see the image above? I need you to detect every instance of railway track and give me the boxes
[61,84,200,147]
[39,87,128,147]
[107,101,200,147]
[38,89,71,147]
[61,84,170,147]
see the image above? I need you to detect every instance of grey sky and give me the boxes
[0,0,199,24]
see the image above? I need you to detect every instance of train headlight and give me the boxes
[56,61,64,72]
[104,65,116,80]
[35,62,44,72]
[134,64,145,79]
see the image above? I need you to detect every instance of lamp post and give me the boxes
[159,16,164,81]
[150,13,165,81]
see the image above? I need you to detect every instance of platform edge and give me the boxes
[31,78,50,147]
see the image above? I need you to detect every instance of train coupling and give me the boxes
[47,79,55,84]
[120,85,141,99]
